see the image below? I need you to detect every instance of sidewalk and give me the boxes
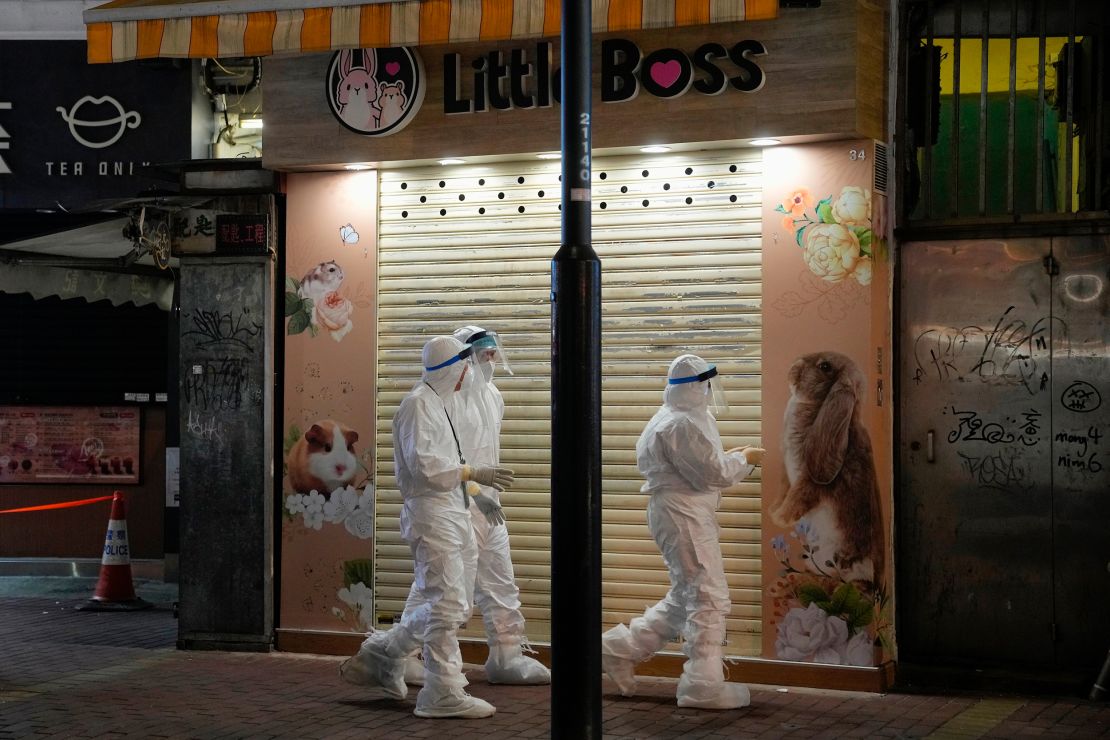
[1,583,1108,739]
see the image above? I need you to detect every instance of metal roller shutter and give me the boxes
[375,150,763,656]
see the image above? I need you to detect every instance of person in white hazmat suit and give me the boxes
[402,326,551,686]
[339,335,514,719]
[601,353,765,710]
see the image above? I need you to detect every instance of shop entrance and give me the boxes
[373,150,765,655]
[897,236,1109,674]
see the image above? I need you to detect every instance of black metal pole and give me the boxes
[551,0,601,738]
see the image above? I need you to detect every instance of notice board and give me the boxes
[0,406,141,484]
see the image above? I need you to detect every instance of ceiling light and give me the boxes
[640,145,671,153]
[438,158,465,165]
[536,152,561,160]
[344,164,371,171]
[239,114,263,129]
[750,138,780,146]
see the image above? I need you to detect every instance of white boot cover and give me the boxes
[340,630,410,700]
[404,653,426,686]
[413,691,496,719]
[600,623,639,696]
[485,642,551,685]
[675,639,750,710]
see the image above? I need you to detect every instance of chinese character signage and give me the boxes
[0,406,141,484]
[215,214,269,253]
[0,41,191,210]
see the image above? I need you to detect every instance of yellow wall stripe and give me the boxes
[301,7,333,52]
[608,0,643,32]
[359,4,392,48]
[419,0,452,44]
[244,12,277,57]
[136,19,165,59]
[87,22,114,64]
[188,15,219,58]
[479,0,514,42]
[86,1,776,63]
[745,0,777,20]
[543,0,562,36]
[676,1,711,25]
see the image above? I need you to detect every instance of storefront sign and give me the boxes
[325,47,425,136]
[444,38,767,113]
[0,406,141,484]
[0,41,191,210]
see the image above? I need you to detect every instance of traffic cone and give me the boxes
[78,491,152,611]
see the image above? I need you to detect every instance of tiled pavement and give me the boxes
[1,593,1109,739]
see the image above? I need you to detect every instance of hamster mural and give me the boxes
[287,260,355,341]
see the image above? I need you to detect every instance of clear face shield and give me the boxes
[465,329,512,382]
[669,363,729,415]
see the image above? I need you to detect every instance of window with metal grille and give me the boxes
[899,0,1108,222]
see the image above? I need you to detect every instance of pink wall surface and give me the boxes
[279,171,379,633]
[759,141,893,664]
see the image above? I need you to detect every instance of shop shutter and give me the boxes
[375,150,764,656]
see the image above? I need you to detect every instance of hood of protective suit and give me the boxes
[422,335,471,397]
[664,354,712,412]
[453,324,510,380]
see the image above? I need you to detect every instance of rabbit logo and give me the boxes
[326,47,424,136]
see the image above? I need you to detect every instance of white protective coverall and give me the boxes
[340,335,493,719]
[451,325,549,684]
[601,354,755,709]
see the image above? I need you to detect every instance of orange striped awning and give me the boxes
[84,0,777,64]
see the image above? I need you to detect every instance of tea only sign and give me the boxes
[0,41,191,209]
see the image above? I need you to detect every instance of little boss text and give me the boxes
[444,38,767,114]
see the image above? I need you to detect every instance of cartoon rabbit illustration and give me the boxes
[336,50,380,130]
[376,80,407,128]
[773,351,885,586]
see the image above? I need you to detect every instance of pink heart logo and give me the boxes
[385,62,401,76]
[649,60,682,89]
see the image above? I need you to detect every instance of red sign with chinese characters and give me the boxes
[215,214,269,253]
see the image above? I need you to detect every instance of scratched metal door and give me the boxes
[1050,236,1110,669]
[899,239,1056,667]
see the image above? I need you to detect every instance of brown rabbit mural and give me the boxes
[773,350,884,586]
[767,350,887,667]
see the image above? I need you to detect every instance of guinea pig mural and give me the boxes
[286,419,359,496]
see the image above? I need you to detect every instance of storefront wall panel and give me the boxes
[376,150,764,654]
[759,141,893,668]
[277,171,380,636]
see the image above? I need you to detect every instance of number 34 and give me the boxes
[849,148,867,160]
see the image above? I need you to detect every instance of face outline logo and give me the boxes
[326,47,425,136]
[56,95,142,149]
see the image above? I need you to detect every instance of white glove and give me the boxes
[727,445,765,466]
[463,465,514,492]
[471,493,505,527]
